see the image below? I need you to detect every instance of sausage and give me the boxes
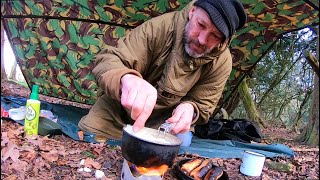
[190,159,213,180]
[180,158,203,175]
[204,166,223,180]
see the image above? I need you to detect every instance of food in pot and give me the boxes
[180,158,204,175]
[123,125,181,145]
[203,166,223,180]
[190,159,213,180]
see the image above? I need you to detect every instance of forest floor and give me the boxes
[1,80,319,180]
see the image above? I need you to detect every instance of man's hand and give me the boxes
[120,74,157,132]
[166,103,194,134]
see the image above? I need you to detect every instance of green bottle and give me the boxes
[24,85,41,136]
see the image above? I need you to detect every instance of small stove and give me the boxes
[121,159,163,180]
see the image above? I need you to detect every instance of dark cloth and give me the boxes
[194,119,262,143]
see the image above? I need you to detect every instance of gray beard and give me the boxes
[184,43,206,58]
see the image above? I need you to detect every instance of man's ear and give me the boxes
[189,7,196,19]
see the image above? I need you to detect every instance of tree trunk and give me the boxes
[1,20,7,81]
[297,28,319,146]
[297,75,319,146]
[238,76,265,128]
[291,89,312,131]
[218,91,240,117]
[9,60,17,80]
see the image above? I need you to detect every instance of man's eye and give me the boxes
[197,22,204,28]
[209,33,221,41]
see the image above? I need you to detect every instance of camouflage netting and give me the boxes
[1,0,319,115]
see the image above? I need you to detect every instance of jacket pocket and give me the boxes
[156,85,187,107]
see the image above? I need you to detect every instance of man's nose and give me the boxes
[198,32,209,45]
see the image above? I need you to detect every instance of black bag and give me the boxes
[194,119,262,143]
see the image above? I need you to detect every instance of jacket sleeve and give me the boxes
[182,50,233,125]
[92,15,174,101]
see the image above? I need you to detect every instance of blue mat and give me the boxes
[1,96,296,158]
[180,137,296,158]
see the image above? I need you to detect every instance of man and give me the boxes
[78,0,247,141]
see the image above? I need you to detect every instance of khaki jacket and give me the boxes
[92,2,232,126]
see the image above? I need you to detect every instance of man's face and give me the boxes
[184,6,224,58]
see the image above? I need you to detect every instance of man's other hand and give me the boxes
[166,103,194,134]
[120,74,157,132]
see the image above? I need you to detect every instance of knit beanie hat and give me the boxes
[194,0,247,39]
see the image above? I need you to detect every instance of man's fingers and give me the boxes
[132,116,146,132]
[171,114,191,134]
[137,95,156,120]
[166,108,184,123]
[132,95,156,132]
[120,74,158,132]
[132,108,148,132]
[167,103,194,134]
[123,89,138,110]
[130,92,147,120]
[133,95,157,131]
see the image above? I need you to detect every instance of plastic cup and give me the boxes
[176,131,193,147]
[9,108,26,120]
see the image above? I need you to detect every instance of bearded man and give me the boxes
[78,0,247,142]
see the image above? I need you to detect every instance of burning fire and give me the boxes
[134,164,169,176]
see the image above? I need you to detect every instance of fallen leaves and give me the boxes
[1,132,9,146]
[8,160,28,173]
[84,157,102,169]
[266,159,294,172]
[3,174,18,180]
[1,142,19,162]
[1,120,123,179]
[291,147,319,152]
[19,148,37,162]
[41,150,59,163]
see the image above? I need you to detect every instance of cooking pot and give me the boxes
[121,125,182,168]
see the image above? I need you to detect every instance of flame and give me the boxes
[135,164,169,176]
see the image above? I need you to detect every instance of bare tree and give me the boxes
[9,59,17,80]
[1,20,7,81]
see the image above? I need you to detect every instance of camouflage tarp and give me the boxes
[1,0,319,115]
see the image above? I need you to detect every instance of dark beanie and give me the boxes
[194,0,247,39]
